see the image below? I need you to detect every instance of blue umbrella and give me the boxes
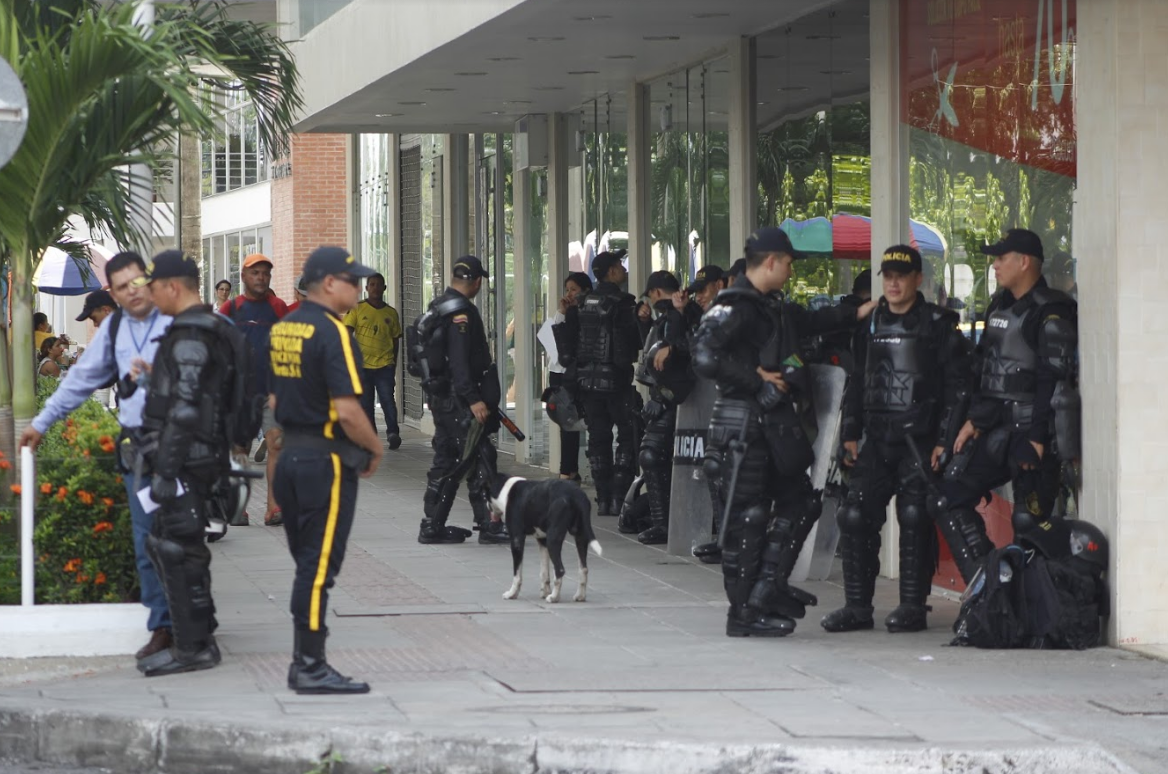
[32,245,112,296]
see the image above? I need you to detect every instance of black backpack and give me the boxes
[951,545,1030,649]
[97,309,124,390]
[405,295,472,394]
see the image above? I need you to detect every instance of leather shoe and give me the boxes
[138,639,221,677]
[692,541,721,564]
[135,628,172,661]
[291,661,370,695]
[387,432,402,450]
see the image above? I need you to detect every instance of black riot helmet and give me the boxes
[1067,520,1109,574]
[542,385,585,432]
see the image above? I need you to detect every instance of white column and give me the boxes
[728,36,757,258]
[547,113,571,472]
[869,0,907,579]
[444,133,470,264]
[1076,0,1168,647]
[627,82,652,296]
[387,134,404,408]
[511,150,533,464]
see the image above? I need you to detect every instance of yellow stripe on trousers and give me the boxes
[309,453,343,631]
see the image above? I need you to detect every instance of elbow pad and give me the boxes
[1039,315,1077,378]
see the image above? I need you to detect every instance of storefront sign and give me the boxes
[901,0,1076,178]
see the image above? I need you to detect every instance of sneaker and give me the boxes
[387,432,402,450]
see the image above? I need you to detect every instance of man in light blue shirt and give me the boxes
[20,252,174,661]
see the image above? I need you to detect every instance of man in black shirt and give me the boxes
[936,229,1078,582]
[417,256,509,545]
[270,246,383,694]
[693,228,875,638]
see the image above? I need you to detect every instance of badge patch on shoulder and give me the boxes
[452,314,469,324]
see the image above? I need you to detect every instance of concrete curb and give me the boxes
[0,705,1140,774]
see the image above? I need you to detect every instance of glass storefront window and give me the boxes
[579,95,629,279]
[357,134,392,281]
[754,2,872,306]
[900,0,1077,331]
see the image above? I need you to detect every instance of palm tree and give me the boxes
[0,0,300,454]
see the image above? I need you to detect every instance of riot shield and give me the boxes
[789,363,848,582]
[666,376,718,556]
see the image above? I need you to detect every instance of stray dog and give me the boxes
[488,474,603,603]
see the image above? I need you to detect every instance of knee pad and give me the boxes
[836,501,866,534]
[741,503,770,542]
[615,452,636,472]
[145,533,185,568]
[702,451,722,480]
[639,445,666,470]
[897,500,929,531]
[721,549,740,577]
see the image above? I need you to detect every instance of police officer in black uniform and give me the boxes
[134,252,241,677]
[631,270,691,544]
[556,251,643,516]
[270,246,383,694]
[936,229,1078,582]
[693,228,875,638]
[821,246,970,634]
[417,256,509,545]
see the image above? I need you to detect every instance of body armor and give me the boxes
[980,300,1039,403]
[862,308,937,438]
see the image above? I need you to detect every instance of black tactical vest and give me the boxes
[862,308,933,413]
[980,293,1044,402]
[576,291,618,367]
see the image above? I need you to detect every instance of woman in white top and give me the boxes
[547,272,592,481]
[37,336,66,378]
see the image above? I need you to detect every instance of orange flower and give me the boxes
[97,434,114,445]
[10,485,20,496]
[94,572,107,585]
[0,460,12,470]
[63,558,81,572]
[40,482,52,495]
[92,521,114,535]
[77,490,94,506]
[115,476,123,485]
[99,440,115,453]
[75,573,90,584]
[101,497,114,507]
[65,419,74,427]
[56,486,67,502]
[83,449,91,458]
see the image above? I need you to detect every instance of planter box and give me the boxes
[0,603,143,658]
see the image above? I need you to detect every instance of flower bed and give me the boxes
[0,378,136,604]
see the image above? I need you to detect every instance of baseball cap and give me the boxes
[295,274,308,297]
[75,289,117,321]
[242,253,273,270]
[642,270,680,296]
[685,265,725,294]
[301,246,376,284]
[879,245,923,275]
[145,250,200,282]
[745,227,803,259]
[453,255,490,280]
[591,250,626,281]
[981,228,1045,261]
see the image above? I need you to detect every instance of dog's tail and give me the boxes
[588,539,603,558]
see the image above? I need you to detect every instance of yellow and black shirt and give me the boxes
[270,300,364,440]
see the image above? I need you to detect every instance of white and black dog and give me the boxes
[488,474,602,603]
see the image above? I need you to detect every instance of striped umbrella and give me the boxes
[32,244,114,296]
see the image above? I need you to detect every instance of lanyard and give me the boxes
[127,311,159,356]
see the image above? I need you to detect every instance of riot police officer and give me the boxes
[937,229,1078,582]
[270,246,382,694]
[821,246,970,634]
[693,228,875,638]
[133,252,243,677]
[555,251,643,516]
[631,270,692,544]
[417,256,509,545]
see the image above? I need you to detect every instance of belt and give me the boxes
[282,430,372,471]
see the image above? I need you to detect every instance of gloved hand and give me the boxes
[150,475,179,505]
[756,381,785,411]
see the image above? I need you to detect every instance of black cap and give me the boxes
[745,227,803,259]
[879,245,923,275]
[591,250,625,281]
[145,250,199,282]
[685,265,725,294]
[851,269,872,295]
[303,246,376,284]
[981,228,1045,261]
[642,270,680,296]
[75,289,116,321]
[728,257,747,279]
[452,255,490,280]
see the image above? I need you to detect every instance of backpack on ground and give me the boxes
[951,545,1030,649]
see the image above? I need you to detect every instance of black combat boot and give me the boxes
[725,606,796,638]
[821,531,880,633]
[478,519,510,545]
[885,525,933,633]
[418,479,469,544]
[289,629,370,695]
[638,466,670,545]
[418,519,469,544]
[138,638,221,677]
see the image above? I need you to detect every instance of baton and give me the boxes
[716,410,753,549]
[497,408,526,442]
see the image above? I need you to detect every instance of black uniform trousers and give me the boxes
[838,439,934,608]
[147,483,216,652]
[582,385,638,500]
[426,394,498,512]
[274,449,359,632]
[549,371,580,476]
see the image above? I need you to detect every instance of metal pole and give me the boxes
[20,445,34,606]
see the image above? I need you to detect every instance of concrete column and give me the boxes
[1076,0,1168,647]
[869,0,908,578]
[627,82,652,297]
[387,134,404,406]
[728,36,757,257]
[444,133,470,269]
[512,152,533,465]
[547,113,572,472]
